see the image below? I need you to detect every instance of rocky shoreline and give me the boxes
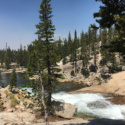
[0,68,27,74]
[0,67,125,124]
[0,85,83,125]
[69,71,125,96]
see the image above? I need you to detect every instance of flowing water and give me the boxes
[52,92,125,119]
[1,72,125,119]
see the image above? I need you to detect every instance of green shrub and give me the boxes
[0,101,4,111]
[60,74,65,79]
[74,112,99,119]
[11,98,19,107]
[28,103,34,108]
[23,101,28,107]
[4,90,19,107]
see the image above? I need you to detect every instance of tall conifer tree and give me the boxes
[91,24,99,72]
[28,1,61,124]
[9,69,17,92]
[80,31,90,77]
[71,30,78,75]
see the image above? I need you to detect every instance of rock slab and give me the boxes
[53,101,76,118]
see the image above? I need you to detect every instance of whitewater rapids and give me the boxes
[52,92,125,119]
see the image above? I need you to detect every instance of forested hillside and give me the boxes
[0,25,124,87]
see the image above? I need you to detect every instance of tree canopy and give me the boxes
[94,0,125,59]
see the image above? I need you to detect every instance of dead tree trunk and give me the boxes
[38,63,49,125]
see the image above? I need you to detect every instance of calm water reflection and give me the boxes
[0,72,86,92]
[0,72,29,88]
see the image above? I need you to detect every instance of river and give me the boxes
[52,92,125,119]
[1,72,125,119]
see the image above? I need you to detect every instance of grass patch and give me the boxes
[4,90,19,107]
[28,103,34,108]
[0,100,4,111]
[11,98,19,107]
[74,112,99,119]
[17,94,25,101]
[23,101,28,107]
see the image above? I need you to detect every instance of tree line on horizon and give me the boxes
[0,25,122,74]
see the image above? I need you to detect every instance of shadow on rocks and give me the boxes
[64,118,125,125]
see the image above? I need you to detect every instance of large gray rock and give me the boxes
[106,62,112,68]
[116,58,120,64]
[101,65,109,74]
[87,100,110,109]
[53,101,76,118]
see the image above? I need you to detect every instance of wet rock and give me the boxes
[108,96,125,105]
[87,100,110,109]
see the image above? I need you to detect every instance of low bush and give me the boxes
[4,90,19,107]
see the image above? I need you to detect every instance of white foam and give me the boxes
[21,87,34,96]
[52,92,125,119]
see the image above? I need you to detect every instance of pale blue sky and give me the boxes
[0,0,102,49]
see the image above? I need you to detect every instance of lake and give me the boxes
[0,72,85,91]
[0,72,29,88]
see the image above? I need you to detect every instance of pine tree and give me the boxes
[94,0,125,59]
[28,0,61,124]
[80,31,90,77]
[17,44,23,66]
[22,46,29,67]
[0,50,4,67]
[108,26,113,42]
[67,32,74,62]
[55,37,63,59]
[71,30,78,76]
[100,28,109,65]
[91,24,99,72]
[80,30,85,47]
[62,38,68,64]
[4,54,11,69]
[0,71,2,85]
[88,27,93,55]
[62,38,68,58]
[109,53,118,73]
[9,69,17,92]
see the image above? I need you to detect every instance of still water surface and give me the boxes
[0,72,85,91]
[0,72,29,88]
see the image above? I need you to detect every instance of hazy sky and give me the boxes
[0,0,102,50]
